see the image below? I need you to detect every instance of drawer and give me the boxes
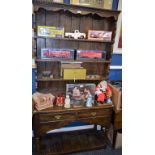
[78,109,112,119]
[79,116,112,127]
[39,112,76,122]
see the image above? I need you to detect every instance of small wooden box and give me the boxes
[63,69,86,80]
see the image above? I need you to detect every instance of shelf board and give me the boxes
[34,36,114,44]
[38,129,107,155]
[37,78,102,82]
[36,59,110,63]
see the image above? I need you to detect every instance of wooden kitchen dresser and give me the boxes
[32,1,120,154]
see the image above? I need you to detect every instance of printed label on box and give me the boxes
[88,30,112,41]
[38,26,64,38]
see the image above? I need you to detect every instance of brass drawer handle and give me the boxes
[91,112,96,116]
[54,115,62,120]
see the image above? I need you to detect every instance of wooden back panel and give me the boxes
[35,8,118,92]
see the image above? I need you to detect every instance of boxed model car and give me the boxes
[40,48,75,60]
[38,26,64,38]
[88,30,112,41]
[76,50,106,60]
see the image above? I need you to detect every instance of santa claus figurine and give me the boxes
[95,80,112,104]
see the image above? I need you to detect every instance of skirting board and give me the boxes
[110,66,122,69]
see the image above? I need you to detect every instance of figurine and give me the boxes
[72,86,82,106]
[84,87,93,107]
[95,80,112,104]
[64,95,71,108]
[56,95,65,107]
[86,94,93,107]
[65,30,86,39]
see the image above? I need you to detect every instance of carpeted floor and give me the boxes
[69,147,122,155]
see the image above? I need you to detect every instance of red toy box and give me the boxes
[40,48,75,60]
[88,30,112,41]
[76,50,106,61]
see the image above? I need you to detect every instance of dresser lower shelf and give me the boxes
[36,129,107,155]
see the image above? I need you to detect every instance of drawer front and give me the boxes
[39,112,76,122]
[78,109,112,119]
[79,116,112,127]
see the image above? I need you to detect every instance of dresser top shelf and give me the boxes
[33,0,120,20]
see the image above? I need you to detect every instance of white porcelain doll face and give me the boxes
[99,81,107,92]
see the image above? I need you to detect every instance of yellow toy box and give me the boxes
[63,68,86,80]
[37,26,64,38]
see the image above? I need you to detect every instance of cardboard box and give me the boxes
[70,0,79,5]
[53,0,63,3]
[63,68,86,80]
[40,48,75,60]
[88,30,112,41]
[60,62,82,77]
[115,131,122,149]
[37,26,64,38]
[71,0,104,9]
[76,50,106,60]
[104,0,113,10]
[109,84,122,113]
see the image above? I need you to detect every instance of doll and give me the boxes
[84,87,93,107]
[95,80,112,104]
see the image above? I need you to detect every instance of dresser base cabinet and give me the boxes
[33,105,113,154]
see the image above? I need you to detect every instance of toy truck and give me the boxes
[65,30,86,39]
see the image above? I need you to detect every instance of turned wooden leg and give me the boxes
[35,137,41,155]
[104,126,112,147]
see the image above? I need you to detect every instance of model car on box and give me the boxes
[40,48,75,60]
[76,50,106,60]
[88,30,112,41]
[65,30,86,39]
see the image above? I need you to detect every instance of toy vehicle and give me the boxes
[76,50,106,60]
[79,52,102,59]
[88,30,112,41]
[65,30,86,39]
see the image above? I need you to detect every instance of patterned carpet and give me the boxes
[69,147,122,155]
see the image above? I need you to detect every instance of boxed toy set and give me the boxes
[60,62,82,77]
[40,48,75,60]
[76,50,107,60]
[88,30,112,41]
[37,26,64,38]
[63,68,86,80]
